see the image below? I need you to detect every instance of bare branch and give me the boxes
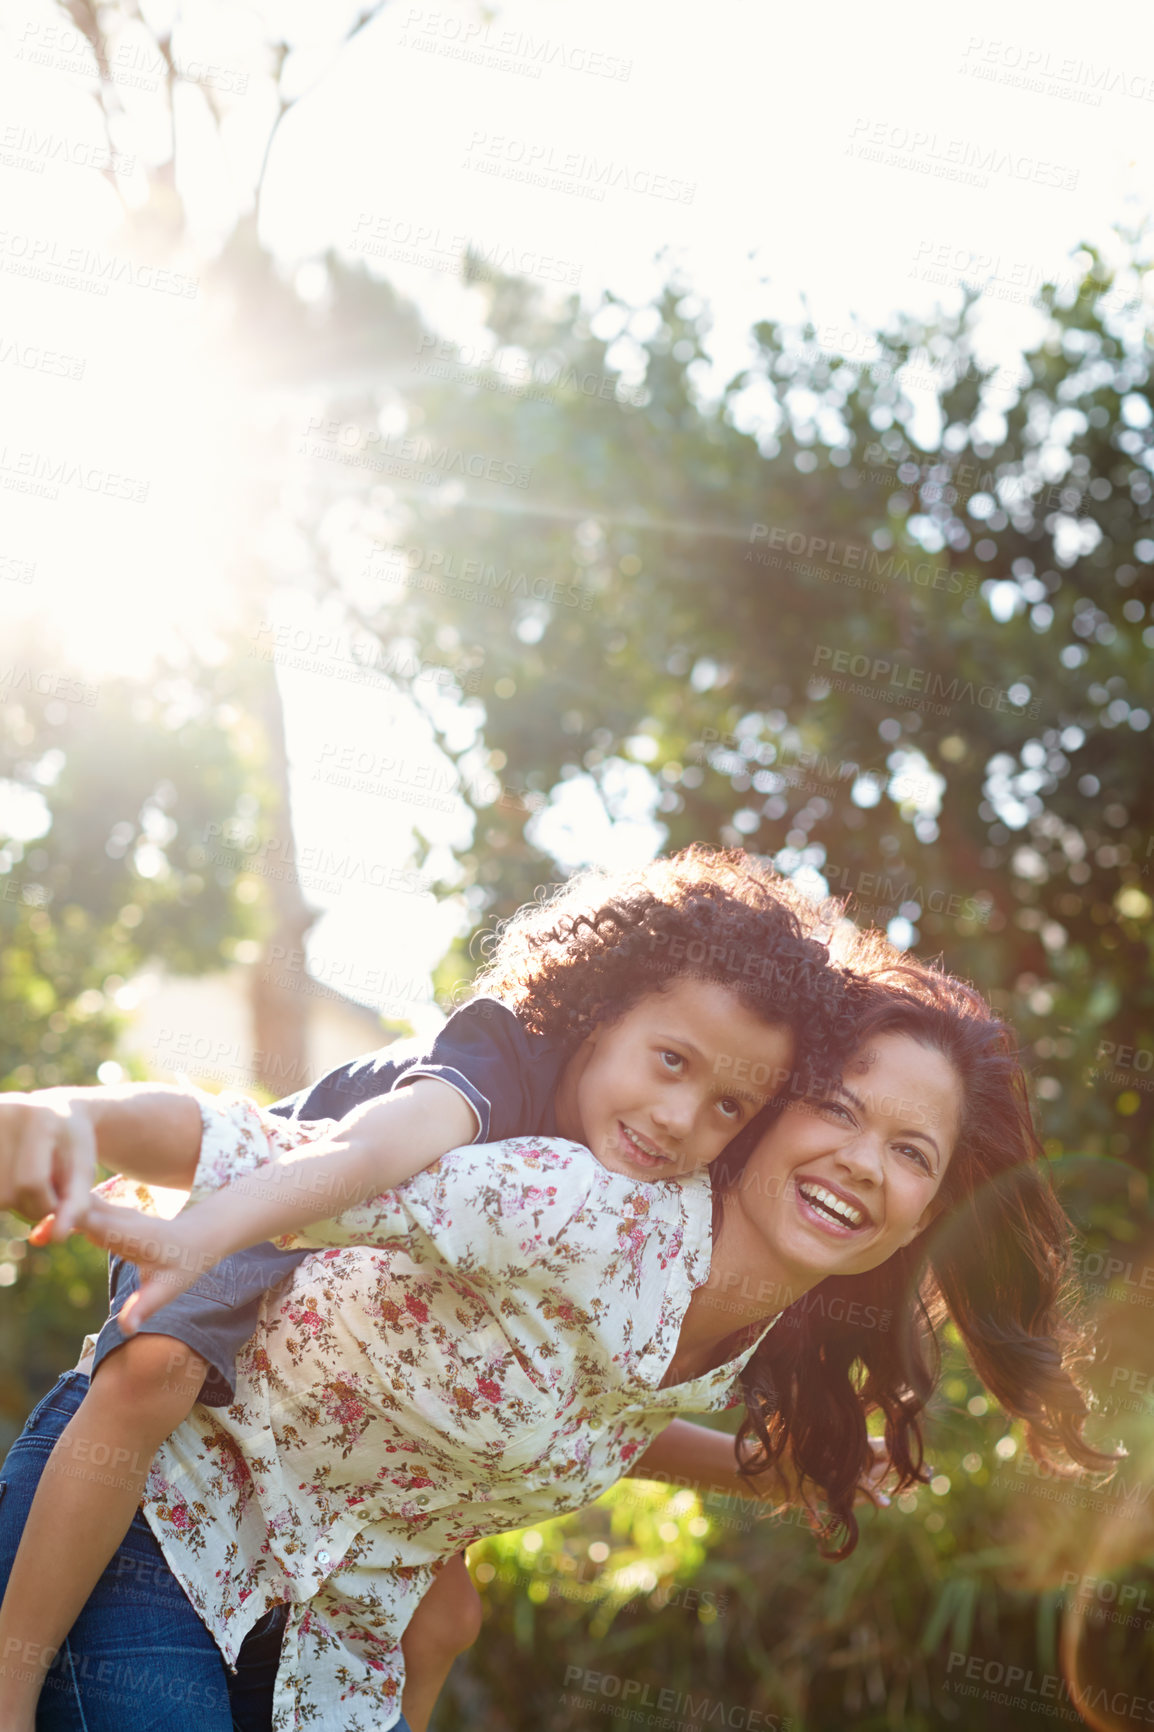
[253,4,392,228]
[50,0,394,241]
[56,0,132,215]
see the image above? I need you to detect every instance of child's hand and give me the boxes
[0,1092,97,1241]
[77,1196,222,1332]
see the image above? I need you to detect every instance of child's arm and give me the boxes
[83,1078,476,1332]
[0,1085,204,1241]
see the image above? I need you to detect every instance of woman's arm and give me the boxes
[0,1085,203,1241]
[627,1419,779,1500]
[629,1419,891,1506]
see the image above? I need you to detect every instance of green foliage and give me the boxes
[316,243,1154,1238]
[438,1365,1154,1729]
[0,630,267,1090]
[0,632,262,1433]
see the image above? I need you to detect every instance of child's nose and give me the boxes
[651,1094,696,1138]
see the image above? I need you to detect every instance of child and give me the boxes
[0,846,844,1731]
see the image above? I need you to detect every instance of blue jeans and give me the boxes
[0,1371,349,1732]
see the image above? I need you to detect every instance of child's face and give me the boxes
[555,979,794,1183]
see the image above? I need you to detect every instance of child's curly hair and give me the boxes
[470,845,851,1097]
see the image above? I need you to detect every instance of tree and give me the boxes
[0,629,260,1427]
[42,0,433,1092]
[330,243,1154,1204]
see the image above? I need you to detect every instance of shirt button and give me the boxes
[317,1550,331,1568]
[414,1495,430,1508]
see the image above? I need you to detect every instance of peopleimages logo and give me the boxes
[349,213,583,286]
[14,21,249,94]
[0,665,99,707]
[364,543,593,611]
[300,416,532,490]
[0,555,36,585]
[946,1651,1154,1723]
[0,229,199,298]
[748,524,973,595]
[0,447,148,504]
[0,124,135,177]
[960,36,1154,103]
[399,8,633,81]
[847,118,1079,190]
[0,336,86,381]
[812,645,1037,717]
[464,131,696,204]
[560,1668,789,1729]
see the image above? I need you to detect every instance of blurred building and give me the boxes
[118,964,393,1101]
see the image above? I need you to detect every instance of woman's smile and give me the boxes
[792,1174,872,1234]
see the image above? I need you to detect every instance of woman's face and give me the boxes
[732,1031,963,1285]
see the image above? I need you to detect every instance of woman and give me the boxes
[0,946,1114,1731]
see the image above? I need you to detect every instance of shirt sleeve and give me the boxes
[86,1088,330,1215]
[398,998,557,1142]
[185,1088,339,1206]
[268,998,559,1144]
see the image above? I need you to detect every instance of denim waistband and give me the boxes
[22,1367,90,1431]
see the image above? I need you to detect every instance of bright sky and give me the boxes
[1,0,1151,1029]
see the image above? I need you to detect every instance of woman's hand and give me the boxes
[73,1197,222,1332]
[856,1436,892,1507]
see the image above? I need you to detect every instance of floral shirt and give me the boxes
[91,1091,779,1731]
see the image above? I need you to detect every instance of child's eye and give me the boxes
[658,1050,685,1074]
[717,1096,743,1121]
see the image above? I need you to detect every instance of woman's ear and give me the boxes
[902,1192,948,1246]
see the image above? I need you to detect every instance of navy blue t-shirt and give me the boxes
[93,998,572,1404]
[268,997,568,1140]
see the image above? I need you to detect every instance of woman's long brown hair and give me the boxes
[727,931,1122,1559]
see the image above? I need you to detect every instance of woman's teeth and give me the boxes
[798,1181,865,1228]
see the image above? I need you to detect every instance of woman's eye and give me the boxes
[817,1098,853,1124]
[659,1050,684,1073]
[899,1144,931,1173]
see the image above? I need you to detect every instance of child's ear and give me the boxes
[557,1028,600,1096]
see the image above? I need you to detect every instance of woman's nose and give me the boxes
[834,1134,884,1184]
